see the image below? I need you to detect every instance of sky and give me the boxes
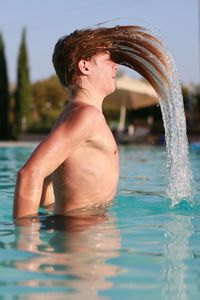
[0,0,199,86]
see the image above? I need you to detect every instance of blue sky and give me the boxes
[0,0,198,85]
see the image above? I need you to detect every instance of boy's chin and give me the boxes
[106,87,116,96]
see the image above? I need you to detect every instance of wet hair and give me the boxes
[52,25,171,96]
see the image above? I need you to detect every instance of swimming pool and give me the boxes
[0,144,200,299]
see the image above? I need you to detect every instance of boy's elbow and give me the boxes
[17,165,41,182]
[17,166,26,179]
[16,167,27,187]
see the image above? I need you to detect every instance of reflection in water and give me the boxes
[162,214,193,300]
[14,214,121,299]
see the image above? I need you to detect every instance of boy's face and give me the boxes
[89,52,118,96]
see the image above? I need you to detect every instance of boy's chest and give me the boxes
[91,124,118,156]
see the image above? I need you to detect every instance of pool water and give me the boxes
[0,144,200,299]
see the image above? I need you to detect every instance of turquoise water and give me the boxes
[0,144,200,299]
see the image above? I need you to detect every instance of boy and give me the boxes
[13,36,119,219]
[13,25,168,219]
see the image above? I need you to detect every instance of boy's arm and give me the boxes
[13,106,101,219]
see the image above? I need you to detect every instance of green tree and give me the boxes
[30,75,68,132]
[13,28,32,138]
[0,33,10,140]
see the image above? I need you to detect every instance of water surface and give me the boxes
[0,145,200,299]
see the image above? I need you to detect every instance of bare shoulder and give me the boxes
[70,103,103,122]
[60,103,104,131]
[51,102,105,144]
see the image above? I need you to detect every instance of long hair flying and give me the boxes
[52,25,171,98]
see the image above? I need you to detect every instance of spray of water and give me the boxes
[158,49,193,205]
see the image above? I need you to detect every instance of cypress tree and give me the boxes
[0,33,10,140]
[13,28,32,138]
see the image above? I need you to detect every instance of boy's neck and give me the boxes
[71,89,104,112]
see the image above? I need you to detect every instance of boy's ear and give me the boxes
[78,59,90,74]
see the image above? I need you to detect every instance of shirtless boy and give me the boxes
[13,25,169,219]
[13,31,119,219]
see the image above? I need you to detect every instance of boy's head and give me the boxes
[52,28,112,92]
[52,25,170,97]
